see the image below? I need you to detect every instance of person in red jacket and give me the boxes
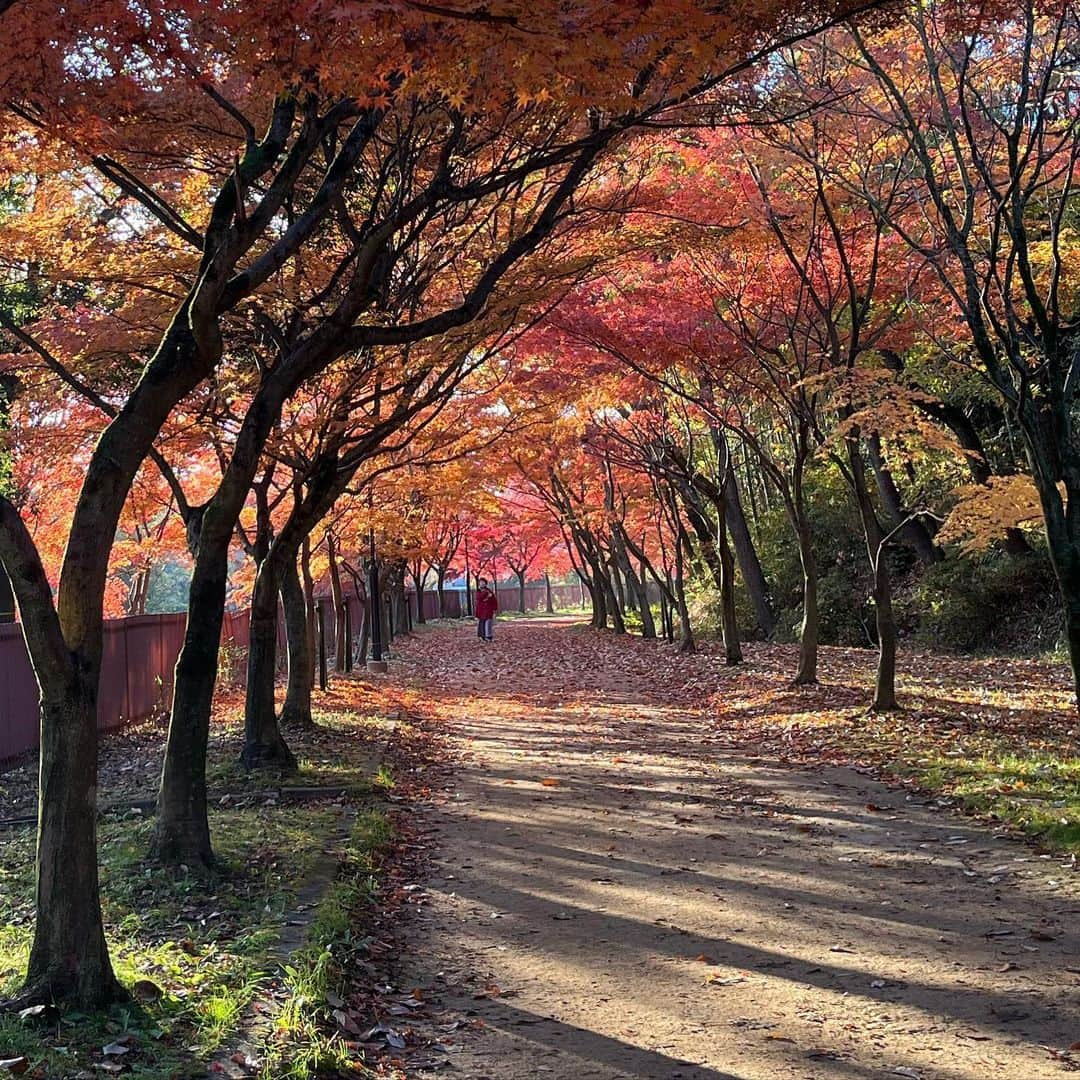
[475,577,498,642]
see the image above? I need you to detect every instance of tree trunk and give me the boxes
[23,685,123,1006]
[357,601,370,666]
[126,567,150,616]
[241,552,298,770]
[517,570,526,613]
[412,563,428,624]
[152,539,226,872]
[1030,462,1080,707]
[715,509,742,665]
[793,507,820,686]
[870,545,899,712]
[630,565,657,640]
[380,585,393,650]
[327,534,346,673]
[613,528,655,640]
[279,553,314,729]
[0,565,14,622]
[726,470,775,636]
[544,571,554,614]
[587,561,607,629]
[301,536,316,690]
[674,528,695,653]
[867,435,939,565]
[387,567,406,636]
[396,569,409,634]
[847,439,899,712]
[598,563,625,633]
[659,588,676,643]
[436,568,446,618]
[1063,584,1080,707]
[609,554,627,615]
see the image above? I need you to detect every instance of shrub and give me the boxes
[901,547,1062,654]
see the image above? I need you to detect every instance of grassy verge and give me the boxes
[853,722,1080,852]
[0,702,395,1078]
[496,607,589,621]
[0,685,393,823]
[715,642,1080,856]
[257,808,393,1079]
[770,711,1080,853]
[205,696,392,797]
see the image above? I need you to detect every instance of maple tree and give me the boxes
[497,494,557,611]
[4,0,896,1008]
[6,0,1070,1026]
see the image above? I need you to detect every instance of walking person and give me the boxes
[476,577,498,642]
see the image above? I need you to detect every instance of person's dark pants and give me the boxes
[478,617,494,641]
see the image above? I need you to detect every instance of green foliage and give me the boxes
[719,461,1064,658]
[734,466,873,645]
[145,557,194,614]
[898,548,1063,655]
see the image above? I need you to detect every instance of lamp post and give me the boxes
[367,527,387,673]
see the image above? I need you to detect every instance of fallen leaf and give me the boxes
[332,1008,360,1034]
[131,979,162,1002]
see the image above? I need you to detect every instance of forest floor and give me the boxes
[0,686,398,1080]
[369,617,1080,1080]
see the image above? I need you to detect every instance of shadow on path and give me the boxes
[388,619,1079,1080]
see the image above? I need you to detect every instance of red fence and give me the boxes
[0,580,585,766]
[0,610,253,767]
[493,582,583,613]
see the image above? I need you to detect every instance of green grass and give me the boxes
[766,704,1080,856]
[0,799,392,1078]
[260,810,392,1079]
[204,706,386,797]
[912,749,1080,851]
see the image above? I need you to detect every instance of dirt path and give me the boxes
[388,618,1080,1080]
